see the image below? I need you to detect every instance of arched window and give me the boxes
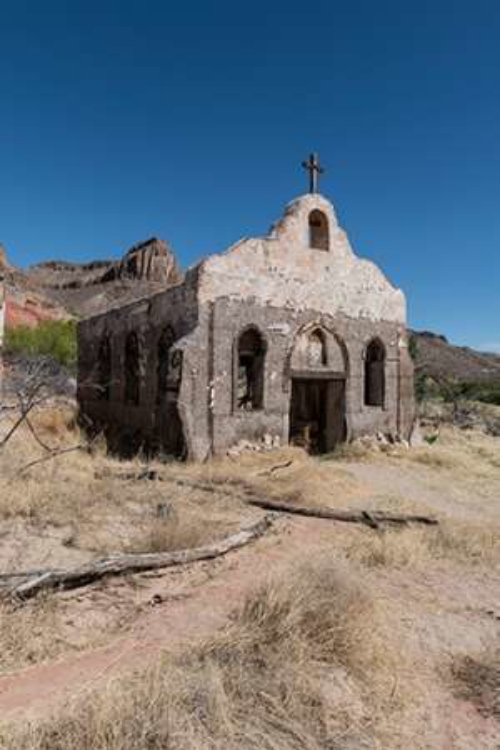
[157,326,175,404]
[308,210,329,251]
[124,332,140,405]
[307,329,327,367]
[236,328,266,410]
[97,336,111,401]
[364,339,386,407]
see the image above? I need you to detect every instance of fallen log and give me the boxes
[94,469,251,498]
[247,499,438,529]
[6,515,273,601]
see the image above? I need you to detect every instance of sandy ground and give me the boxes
[0,409,499,748]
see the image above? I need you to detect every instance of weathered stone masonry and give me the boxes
[77,193,414,460]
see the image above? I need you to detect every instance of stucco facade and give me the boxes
[77,193,415,460]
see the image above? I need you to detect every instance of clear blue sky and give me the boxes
[1,1,499,351]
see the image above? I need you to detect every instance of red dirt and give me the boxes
[0,514,498,748]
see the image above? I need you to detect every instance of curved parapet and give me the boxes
[197,193,406,325]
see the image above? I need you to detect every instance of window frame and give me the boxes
[363,338,386,408]
[308,209,330,251]
[233,326,267,413]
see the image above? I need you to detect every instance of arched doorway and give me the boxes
[288,326,347,453]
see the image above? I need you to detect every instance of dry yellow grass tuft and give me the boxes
[400,425,500,477]
[28,405,77,440]
[0,558,413,750]
[125,513,222,554]
[345,520,500,569]
[0,597,61,674]
[178,444,372,511]
[0,405,254,565]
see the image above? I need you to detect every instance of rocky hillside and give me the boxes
[411,331,500,384]
[1,238,182,322]
[0,244,69,327]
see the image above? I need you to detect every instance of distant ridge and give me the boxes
[411,330,500,384]
[1,238,183,321]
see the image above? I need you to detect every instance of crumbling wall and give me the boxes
[197,194,406,324]
[77,271,202,456]
[205,297,405,457]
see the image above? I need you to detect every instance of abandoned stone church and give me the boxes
[77,175,414,460]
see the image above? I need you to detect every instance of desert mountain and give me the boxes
[411,330,500,384]
[1,238,182,322]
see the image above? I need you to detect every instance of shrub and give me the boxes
[4,320,77,368]
[408,334,419,362]
[415,374,500,406]
[456,381,500,406]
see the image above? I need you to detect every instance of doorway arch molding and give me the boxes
[283,319,350,387]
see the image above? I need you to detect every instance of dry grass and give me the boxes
[1,404,500,747]
[125,513,220,554]
[0,597,62,674]
[0,589,140,677]
[28,405,77,439]
[184,445,371,511]
[0,405,253,565]
[399,425,500,477]
[322,440,377,462]
[0,558,414,750]
[345,521,500,570]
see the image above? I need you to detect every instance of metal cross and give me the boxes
[302,152,324,194]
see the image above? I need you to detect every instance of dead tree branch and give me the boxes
[257,460,294,476]
[3,515,273,600]
[15,442,92,477]
[247,498,438,529]
[0,382,47,449]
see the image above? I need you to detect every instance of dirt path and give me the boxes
[346,458,500,522]
[1,449,499,749]
[0,517,305,719]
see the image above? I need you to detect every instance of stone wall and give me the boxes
[206,298,410,458]
[77,271,200,453]
[78,292,413,460]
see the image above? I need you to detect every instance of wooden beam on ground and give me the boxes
[247,499,438,529]
[5,515,273,601]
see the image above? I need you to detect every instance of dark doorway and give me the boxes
[158,400,185,459]
[236,328,266,411]
[156,337,185,460]
[364,339,385,407]
[289,378,346,454]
